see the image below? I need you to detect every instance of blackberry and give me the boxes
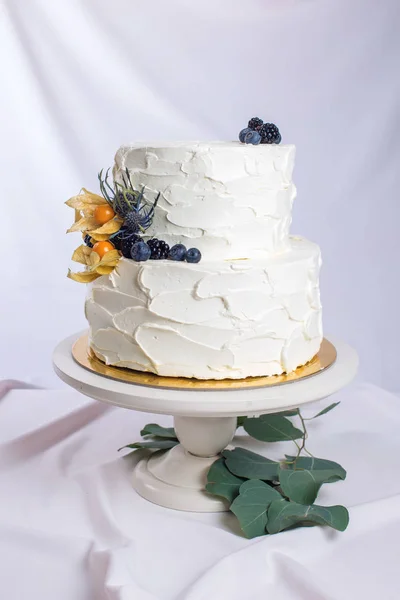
[114,191,135,217]
[248,117,263,131]
[84,234,93,248]
[110,227,128,251]
[259,123,281,144]
[147,238,170,260]
[121,234,140,258]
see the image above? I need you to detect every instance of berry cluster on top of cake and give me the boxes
[66,118,322,380]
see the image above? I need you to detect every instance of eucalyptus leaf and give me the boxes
[279,458,346,504]
[279,469,319,504]
[244,414,303,443]
[267,499,349,534]
[206,458,245,503]
[284,456,346,479]
[140,423,177,439]
[223,448,278,481]
[308,402,341,420]
[278,409,299,417]
[118,438,179,451]
[230,480,283,539]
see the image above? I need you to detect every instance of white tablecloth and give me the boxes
[0,381,399,600]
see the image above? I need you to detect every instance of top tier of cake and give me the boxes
[113,141,296,261]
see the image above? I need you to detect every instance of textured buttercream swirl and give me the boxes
[113,141,296,261]
[86,237,323,380]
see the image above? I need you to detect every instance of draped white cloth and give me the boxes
[0,382,399,599]
[1,0,400,390]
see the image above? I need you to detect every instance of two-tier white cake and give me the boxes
[85,142,322,379]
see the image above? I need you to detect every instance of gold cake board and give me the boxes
[72,334,337,391]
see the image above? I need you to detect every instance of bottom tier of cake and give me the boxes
[85,237,323,380]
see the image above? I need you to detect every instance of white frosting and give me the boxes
[86,238,323,379]
[113,142,296,261]
[84,141,323,379]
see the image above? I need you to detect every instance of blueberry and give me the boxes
[130,241,151,262]
[168,243,187,261]
[239,127,252,143]
[244,130,261,145]
[185,248,201,263]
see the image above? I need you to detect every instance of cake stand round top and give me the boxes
[53,332,358,418]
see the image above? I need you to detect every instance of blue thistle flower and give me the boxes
[123,189,160,233]
[98,168,160,233]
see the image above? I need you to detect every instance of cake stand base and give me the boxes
[53,332,358,513]
[133,416,236,511]
[133,446,228,512]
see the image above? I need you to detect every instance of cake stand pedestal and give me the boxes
[53,332,358,512]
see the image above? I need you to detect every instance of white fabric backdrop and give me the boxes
[1,0,399,389]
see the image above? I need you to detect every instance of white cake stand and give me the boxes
[53,332,358,512]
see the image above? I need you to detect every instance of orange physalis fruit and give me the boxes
[94,204,115,225]
[92,241,115,258]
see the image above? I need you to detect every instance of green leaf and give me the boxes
[206,458,245,503]
[140,423,177,439]
[279,469,320,504]
[223,448,278,481]
[308,402,341,420]
[230,480,283,539]
[236,416,247,428]
[284,456,346,479]
[118,439,179,451]
[278,409,299,417]
[280,458,346,504]
[267,499,349,534]
[244,414,303,443]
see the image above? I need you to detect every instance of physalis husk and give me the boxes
[66,188,123,240]
[66,188,123,283]
[68,246,121,283]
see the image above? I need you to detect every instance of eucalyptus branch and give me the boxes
[293,440,301,453]
[294,411,319,463]
[303,447,315,458]
[294,411,308,467]
[123,400,349,538]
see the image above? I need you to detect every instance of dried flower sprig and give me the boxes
[66,168,161,283]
